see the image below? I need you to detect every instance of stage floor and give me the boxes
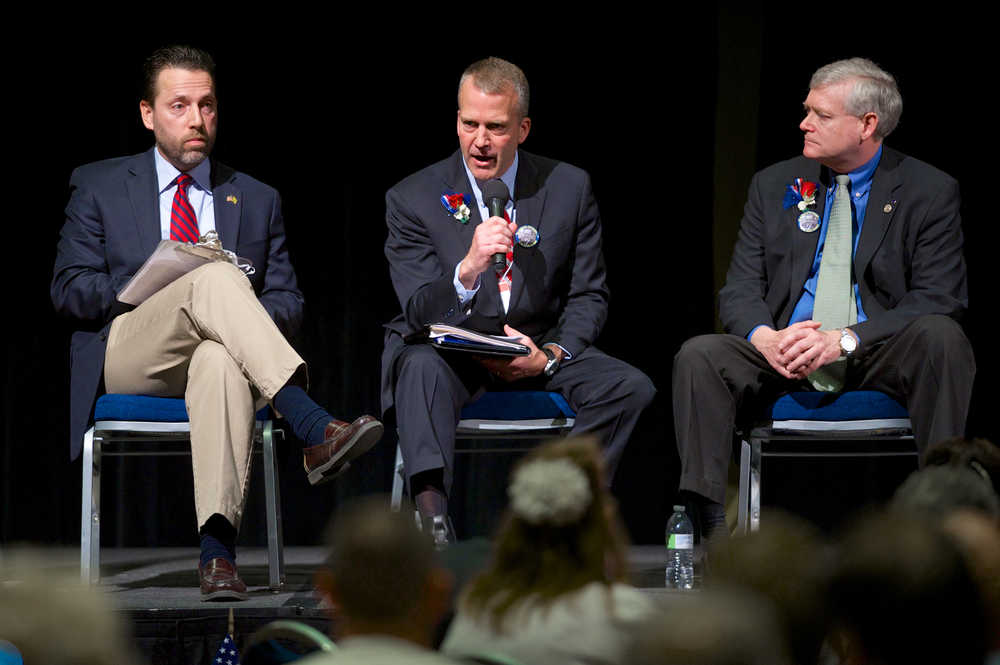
[3,544,699,664]
[6,542,694,609]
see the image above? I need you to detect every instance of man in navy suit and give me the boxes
[381,57,655,543]
[52,46,383,600]
[672,58,975,541]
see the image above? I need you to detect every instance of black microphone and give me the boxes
[482,178,511,274]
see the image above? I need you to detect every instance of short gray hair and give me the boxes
[810,58,902,140]
[459,57,530,118]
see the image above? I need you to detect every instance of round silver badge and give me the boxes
[797,211,820,233]
[516,225,540,248]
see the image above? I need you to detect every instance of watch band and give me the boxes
[542,346,561,376]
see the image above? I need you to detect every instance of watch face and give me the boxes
[841,332,857,353]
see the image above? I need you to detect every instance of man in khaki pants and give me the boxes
[52,45,383,601]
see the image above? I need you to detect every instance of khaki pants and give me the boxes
[104,262,305,529]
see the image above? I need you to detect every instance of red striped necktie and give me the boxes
[169,173,199,243]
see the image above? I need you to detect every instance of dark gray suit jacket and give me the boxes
[719,146,967,355]
[380,150,610,413]
[51,148,304,459]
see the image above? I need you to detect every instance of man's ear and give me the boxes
[859,112,879,142]
[314,568,336,607]
[140,100,154,131]
[423,567,455,624]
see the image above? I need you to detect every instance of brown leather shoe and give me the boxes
[199,558,248,601]
[303,416,384,485]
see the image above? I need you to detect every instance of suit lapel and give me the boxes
[125,148,162,258]
[855,147,902,278]
[508,152,546,316]
[788,162,827,308]
[212,161,242,249]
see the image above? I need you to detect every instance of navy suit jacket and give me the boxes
[52,148,304,459]
[719,146,968,355]
[380,150,610,412]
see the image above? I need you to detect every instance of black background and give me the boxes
[2,8,992,547]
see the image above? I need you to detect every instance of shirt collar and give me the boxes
[153,147,213,194]
[462,151,520,208]
[839,144,882,197]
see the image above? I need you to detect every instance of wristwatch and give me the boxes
[542,346,562,377]
[839,328,858,357]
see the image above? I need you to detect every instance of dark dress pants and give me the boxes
[672,314,976,504]
[392,343,656,494]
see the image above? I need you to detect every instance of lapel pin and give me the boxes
[516,225,540,248]
[441,191,471,224]
[797,210,820,233]
[226,194,238,205]
[883,200,895,214]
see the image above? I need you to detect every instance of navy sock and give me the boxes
[199,514,237,567]
[273,384,333,447]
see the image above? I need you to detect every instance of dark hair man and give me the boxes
[52,45,383,600]
[672,57,975,540]
[305,497,458,664]
[380,57,655,543]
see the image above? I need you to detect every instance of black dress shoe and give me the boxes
[419,513,456,551]
[199,558,249,601]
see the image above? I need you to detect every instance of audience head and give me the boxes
[628,588,793,665]
[943,510,1000,651]
[827,511,989,665]
[316,495,453,646]
[0,552,140,665]
[707,511,831,665]
[922,436,1000,501]
[891,464,1000,520]
[460,436,629,628]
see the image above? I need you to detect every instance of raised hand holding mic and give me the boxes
[482,178,511,274]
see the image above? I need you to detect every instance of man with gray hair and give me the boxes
[381,57,655,542]
[673,57,975,541]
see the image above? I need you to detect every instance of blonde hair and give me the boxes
[460,436,629,630]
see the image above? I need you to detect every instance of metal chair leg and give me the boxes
[81,427,101,584]
[749,436,762,533]
[261,421,285,591]
[390,444,405,511]
[737,439,751,536]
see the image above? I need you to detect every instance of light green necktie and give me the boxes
[808,174,857,392]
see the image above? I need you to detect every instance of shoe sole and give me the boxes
[201,588,249,602]
[307,420,384,486]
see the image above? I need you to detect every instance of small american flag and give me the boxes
[212,634,239,665]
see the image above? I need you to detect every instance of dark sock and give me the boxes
[199,514,237,567]
[698,498,728,543]
[273,384,332,447]
[411,469,448,517]
[683,491,727,543]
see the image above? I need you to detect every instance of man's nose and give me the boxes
[188,105,205,128]
[473,126,489,147]
[799,113,813,132]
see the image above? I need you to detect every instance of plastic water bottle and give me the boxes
[665,505,694,589]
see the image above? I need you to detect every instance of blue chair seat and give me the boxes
[95,394,271,423]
